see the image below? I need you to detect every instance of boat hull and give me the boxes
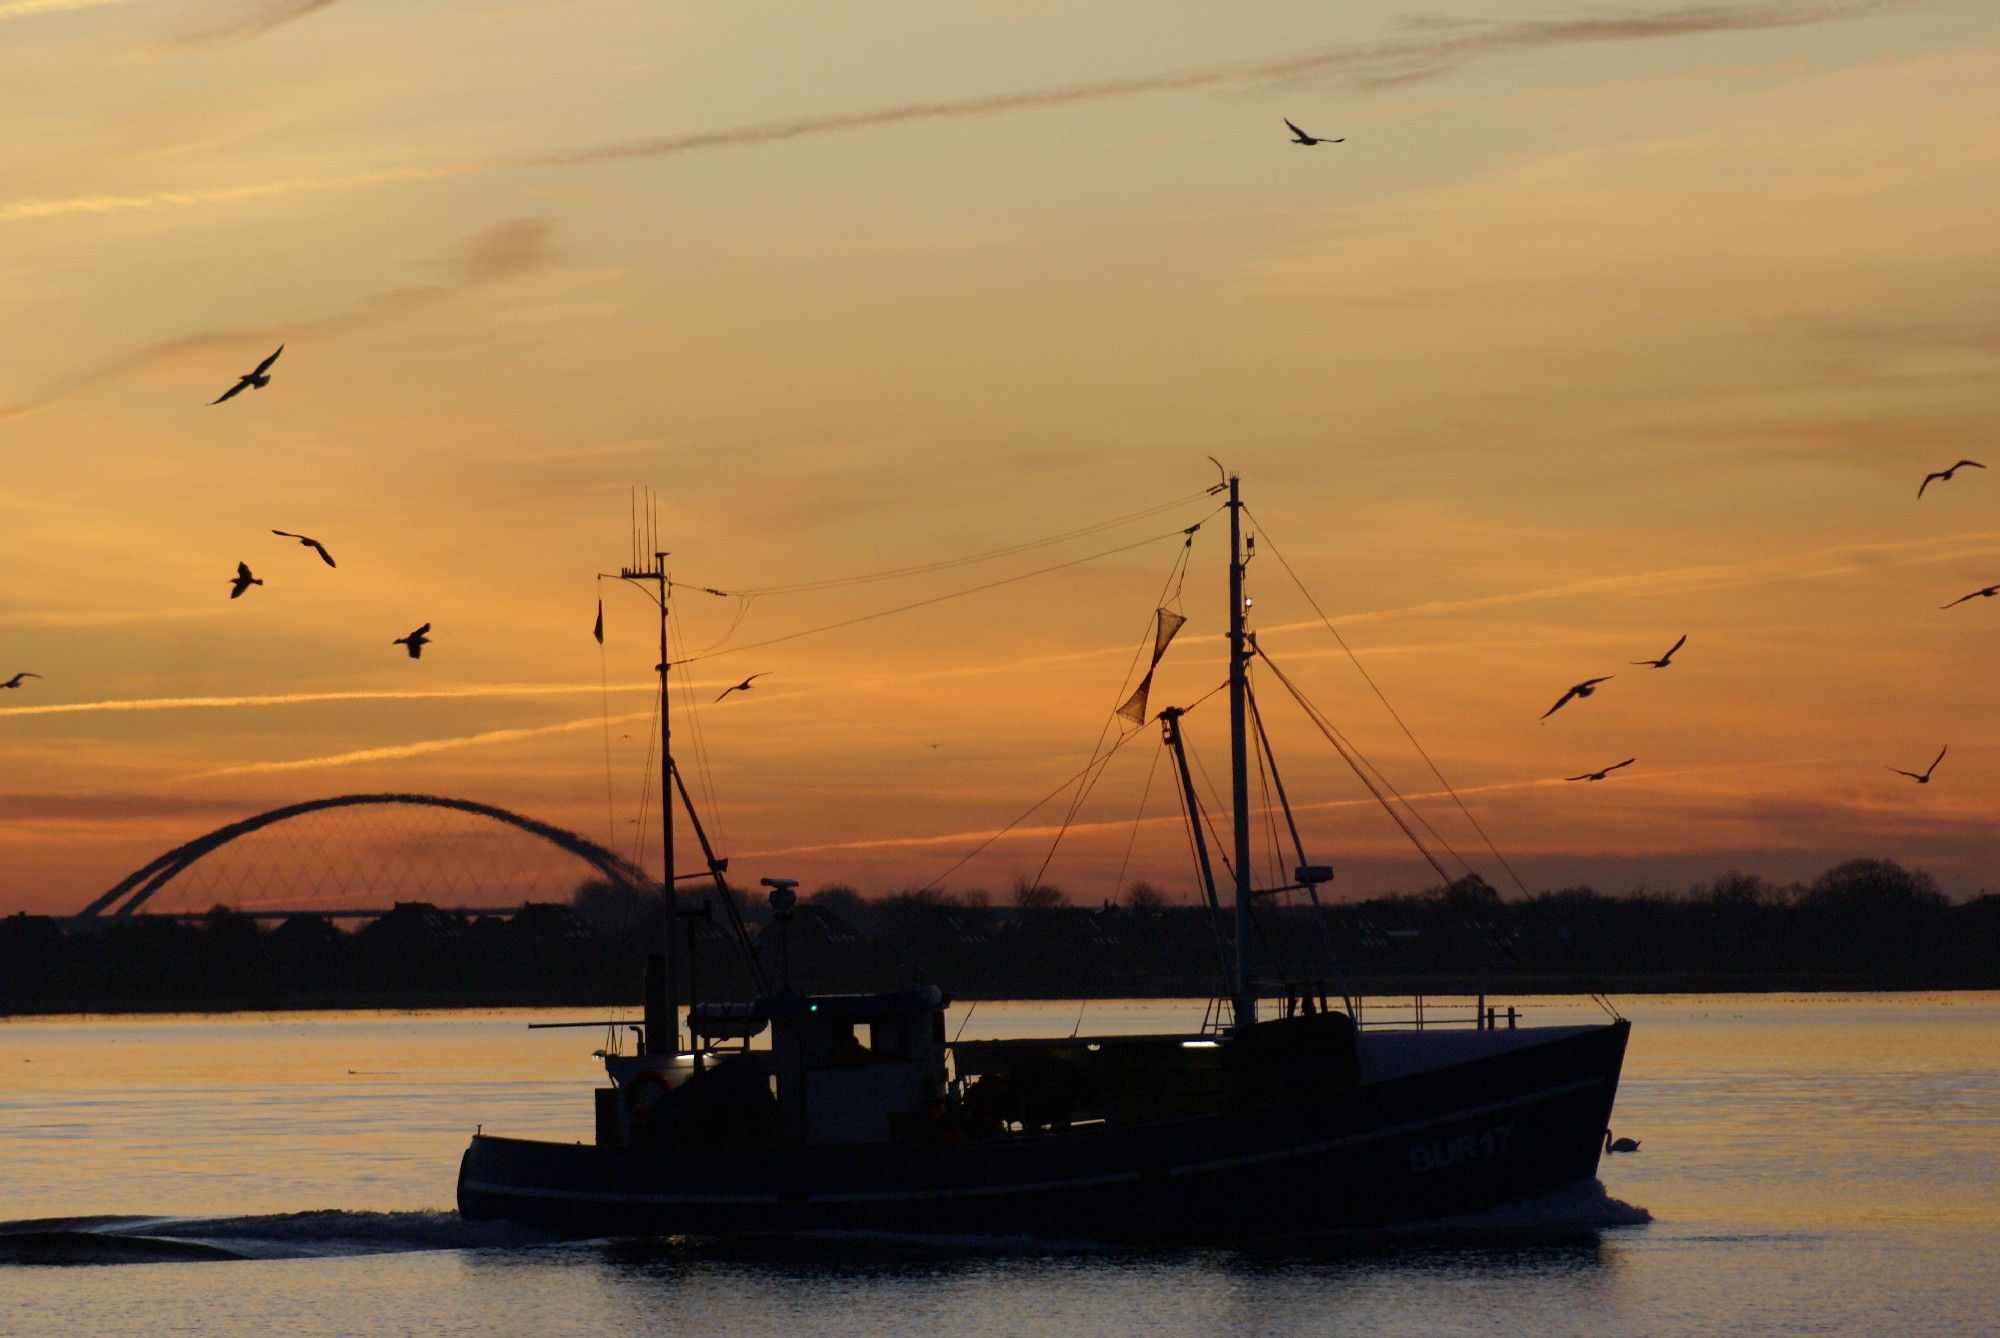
[458,1019,1628,1243]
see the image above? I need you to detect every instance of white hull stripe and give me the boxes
[462,1072,1611,1211]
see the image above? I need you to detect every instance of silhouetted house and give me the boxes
[272,913,342,949]
[356,901,466,949]
[505,902,596,945]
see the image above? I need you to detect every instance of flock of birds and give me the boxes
[1541,461,1990,787]
[0,285,1986,803]
[3,346,432,691]
[212,349,434,658]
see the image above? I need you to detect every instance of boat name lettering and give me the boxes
[1409,1123,1513,1175]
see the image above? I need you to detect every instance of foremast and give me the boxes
[618,550,679,1055]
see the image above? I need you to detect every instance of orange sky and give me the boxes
[5,0,2000,917]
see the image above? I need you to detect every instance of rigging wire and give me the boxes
[914,730,1142,895]
[713,489,1218,598]
[630,690,660,875]
[1027,537,1196,891]
[670,525,1210,666]
[1110,743,1165,902]
[1243,506,1537,900]
[1255,652,1458,889]
[668,602,730,860]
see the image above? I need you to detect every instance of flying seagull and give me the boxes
[272,530,335,567]
[1,672,39,689]
[1942,584,2000,609]
[210,345,284,405]
[1632,634,1687,668]
[1888,746,1946,784]
[1541,676,1612,720]
[1918,459,1984,498]
[1567,758,1636,782]
[1284,118,1342,145]
[229,561,262,599]
[393,623,431,659]
[715,673,769,702]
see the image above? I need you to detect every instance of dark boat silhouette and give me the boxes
[457,477,1630,1243]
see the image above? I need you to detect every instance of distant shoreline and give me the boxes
[7,976,1998,1020]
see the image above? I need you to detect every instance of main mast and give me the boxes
[1227,474,1255,1029]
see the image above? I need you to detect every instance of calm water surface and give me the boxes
[3,995,1996,1336]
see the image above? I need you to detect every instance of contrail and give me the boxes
[0,0,146,19]
[0,165,476,227]
[189,709,656,778]
[0,682,656,719]
[737,757,1833,859]
[1253,527,2000,636]
[0,1,1914,226]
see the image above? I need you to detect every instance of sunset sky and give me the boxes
[5,0,2000,918]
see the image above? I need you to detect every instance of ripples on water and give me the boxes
[2,996,1996,1337]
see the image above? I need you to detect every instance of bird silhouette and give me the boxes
[1541,676,1613,720]
[271,530,335,567]
[210,345,284,405]
[393,623,431,659]
[715,673,768,702]
[1632,634,1687,668]
[1,672,39,689]
[1567,758,1636,782]
[228,562,262,599]
[1888,746,1946,783]
[1604,1130,1640,1154]
[1284,118,1342,145]
[1918,459,1984,497]
[1942,584,2000,609]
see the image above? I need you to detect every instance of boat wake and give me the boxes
[0,1210,551,1266]
[0,1184,1649,1266]
[1276,1178,1652,1248]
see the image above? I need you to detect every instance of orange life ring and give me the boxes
[622,1069,674,1120]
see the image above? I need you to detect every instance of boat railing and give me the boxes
[1351,994,1521,1032]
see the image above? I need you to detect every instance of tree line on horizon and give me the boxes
[3,857,1994,1014]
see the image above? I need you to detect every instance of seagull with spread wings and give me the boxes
[210,345,284,405]
[393,623,431,659]
[1541,676,1612,720]
[1888,746,1947,784]
[1918,459,1984,497]
[1,672,39,689]
[272,530,336,567]
[1942,584,2000,608]
[1284,118,1342,145]
[1632,634,1686,668]
[716,673,769,702]
[228,562,262,599]
[1567,758,1636,782]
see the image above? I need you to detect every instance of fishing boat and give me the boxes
[456,476,1630,1243]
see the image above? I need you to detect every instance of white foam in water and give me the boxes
[105,1210,553,1260]
[1424,1178,1653,1231]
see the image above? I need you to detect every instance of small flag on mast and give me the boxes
[592,600,604,644]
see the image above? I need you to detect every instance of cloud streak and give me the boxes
[167,0,345,48]
[0,0,145,18]
[0,680,654,719]
[1257,527,2000,635]
[522,1,1908,171]
[189,709,656,778]
[0,1,1916,227]
[0,215,555,422]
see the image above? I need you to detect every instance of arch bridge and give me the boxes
[73,792,655,924]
